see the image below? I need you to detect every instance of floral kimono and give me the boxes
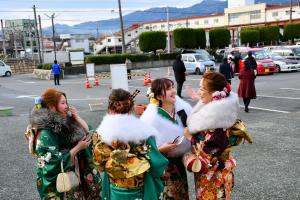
[93,114,168,200]
[140,96,192,200]
[186,92,252,200]
[27,108,101,200]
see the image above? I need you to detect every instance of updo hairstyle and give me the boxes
[202,72,229,95]
[150,78,174,106]
[108,88,134,114]
[41,88,67,110]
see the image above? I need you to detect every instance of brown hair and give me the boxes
[41,88,67,110]
[108,89,134,114]
[151,78,174,106]
[202,72,227,94]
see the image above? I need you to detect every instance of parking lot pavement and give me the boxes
[0,69,299,199]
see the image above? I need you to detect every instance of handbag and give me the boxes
[56,157,80,193]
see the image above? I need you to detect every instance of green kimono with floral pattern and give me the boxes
[36,129,101,200]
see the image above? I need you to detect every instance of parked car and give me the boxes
[224,47,276,75]
[267,53,300,72]
[181,53,215,75]
[215,49,225,62]
[181,49,216,61]
[0,60,12,77]
[271,46,300,60]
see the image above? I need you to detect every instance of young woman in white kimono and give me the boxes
[140,78,192,200]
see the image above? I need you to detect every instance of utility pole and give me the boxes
[33,5,42,63]
[45,13,57,61]
[290,0,293,23]
[38,15,44,62]
[1,19,7,57]
[12,22,18,58]
[166,6,171,76]
[96,23,99,39]
[117,0,126,53]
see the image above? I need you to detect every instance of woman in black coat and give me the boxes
[219,57,234,84]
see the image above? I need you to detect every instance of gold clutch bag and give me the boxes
[56,158,80,193]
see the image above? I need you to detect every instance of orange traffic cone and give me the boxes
[85,78,91,88]
[94,78,99,86]
[143,74,148,86]
[147,72,152,84]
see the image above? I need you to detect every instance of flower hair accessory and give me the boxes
[212,83,231,101]
[146,87,159,105]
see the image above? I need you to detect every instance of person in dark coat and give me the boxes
[238,60,256,113]
[52,60,61,85]
[172,54,186,98]
[245,51,257,72]
[219,57,234,84]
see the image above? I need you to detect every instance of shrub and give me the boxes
[260,26,280,45]
[241,29,260,46]
[139,31,166,54]
[173,28,196,49]
[37,63,52,70]
[284,23,300,42]
[195,28,206,49]
[209,28,230,48]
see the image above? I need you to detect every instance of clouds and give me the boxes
[0,0,205,27]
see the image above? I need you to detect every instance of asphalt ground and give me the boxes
[0,68,299,199]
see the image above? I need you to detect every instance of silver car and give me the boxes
[182,53,215,75]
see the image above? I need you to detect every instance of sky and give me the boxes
[0,0,206,27]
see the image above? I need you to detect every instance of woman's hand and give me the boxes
[159,143,177,153]
[70,136,91,164]
[68,106,79,119]
[184,128,193,141]
[69,106,89,134]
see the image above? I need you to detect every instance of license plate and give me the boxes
[265,68,270,73]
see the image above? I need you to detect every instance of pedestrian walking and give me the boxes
[93,88,168,200]
[238,61,256,112]
[184,72,252,200]
[219,57,234,84]
[172,54,186,98]
[25,88,101,199]
[140,78,192,200]
[52,60,61,85]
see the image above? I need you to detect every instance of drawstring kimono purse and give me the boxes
[56,158,80,193]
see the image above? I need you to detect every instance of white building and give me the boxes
[94,2,300,53]
[60,34,90,53]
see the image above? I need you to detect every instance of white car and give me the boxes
[0,60,12,76]
[182,53,215,75]
[269,53,300,72]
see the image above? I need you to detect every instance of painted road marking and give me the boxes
[240,105,290,114]
[257,95,300,100]
[17,80,35,84]
[16,95,38,99]
[280,88,300,91]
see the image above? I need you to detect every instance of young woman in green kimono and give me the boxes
[140,78,192,200]
[26,88,101,199]
[93,88,168,200]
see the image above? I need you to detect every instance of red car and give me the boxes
[225,47,276,75]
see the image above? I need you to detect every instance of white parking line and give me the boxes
[17,80,35,84]
[240,105,290,113]
[257,95,300,100]
[280,88,300,91]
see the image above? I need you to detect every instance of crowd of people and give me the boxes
[25,61,254,199]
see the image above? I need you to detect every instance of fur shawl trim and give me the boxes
[96,114,159,145]
[29,108,85,147]
[187,92,239,134]
[140,96,192,157]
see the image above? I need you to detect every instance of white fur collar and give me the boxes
[140,96,192,157]
[96,114,159,145]
[187,92,239,134]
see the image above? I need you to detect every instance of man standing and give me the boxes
[172,54,186,98]
[52,60,61,85]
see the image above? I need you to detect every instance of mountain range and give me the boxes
[43,0,292,36]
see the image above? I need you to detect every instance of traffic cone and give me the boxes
[147,72,152,84]
[85,78,91,88]
[94,78,99,86]
[143,74,148,86]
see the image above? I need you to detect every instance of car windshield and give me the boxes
[292,47,300,55]
[252,50,269,60]
[194,54,210,61]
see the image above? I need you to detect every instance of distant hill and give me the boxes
[42,0,292,36]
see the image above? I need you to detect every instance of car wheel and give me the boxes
[195,68,201,75]
[5,71,12,77]
[276,65,281,73]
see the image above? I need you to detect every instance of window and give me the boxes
[250,10,261,19]
[127,33,131,37]
[161,24,165,28]
[204,20,208,25]
[107,39,111,42]
[177,23,182,27]
[188,56,195,62]
[26,41,30,46]
[118,38,122,42]
[145,26,150,30]
[194,21,199,25]
[32,41,36,46]
[272,12,278,17]
[182,56,187,62]
[214,19,219,23]
[152,25,157,29]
